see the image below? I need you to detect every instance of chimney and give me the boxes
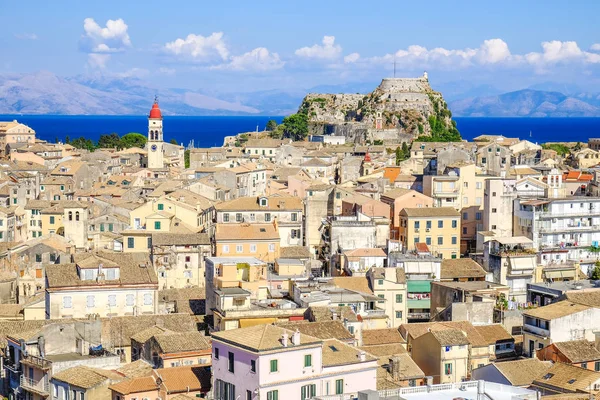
[595,331,600,351]
[477,380,485,396]
[389,356,401,381]
[38,335,45,358]
[332,311,338,321]
[281,332,289,347]
[426,376,433,390]
[358,350,366,362]
[291,329,301,346]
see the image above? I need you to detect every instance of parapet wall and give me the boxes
[378,77,431,93]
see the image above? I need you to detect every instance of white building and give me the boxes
[211,324,377,400]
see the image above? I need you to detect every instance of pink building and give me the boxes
[211,324,378,400]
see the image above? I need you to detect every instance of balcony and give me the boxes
[434,189,459,197]
[20,375,50,396]
[407,312,430,320]
[21,354,52,370]
[539,224,600,233]
[523,323,549,337]
[538,209,599,219]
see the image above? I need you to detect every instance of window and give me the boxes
[246,390,252,400]
[270,359,278,372]
[595,361,600,371]
[482,157,486,164]
[154,221,161,230]
[250,213,256,222]
[475,197,482,205]
[438,236,443,245]
[108,295,116,307]
[157,203,164,211]
[304,354,312,367]
[250,359,256,372]
[414,221,420,229]
[299,385,317,400]
[108,223,113,232]
[492,208,497,213]
[396,311,402,319]
[236,245,243,253]
[86,295,95,308]
[228,352,235,373]
[143,293,153,305]
[75,211,80,221]
[63,296,72,308]
[268,243,275,252]
[267,390,278,400]
[35,254,42,262]
[127,237,134,248]
[250,244,257,253]
[223,213,229,222]
[425,237,431,245]
[452,220,457,228]
[476,182,482,189]
[126,294,134,306]
[396,294,403,303]
[445,363,452,375]
[184,270,192,278]
[463,212,468,220]
[50,216,55,224]
[147,237,152,249]
[463,182,468,188]
[463,196,468,205]
[491,224,497,229]
[475,212,482,220]
[68,211,73,221]
[378,279,384,285]
[492,192,497,197]
[463,227,467,234]
[291,213,298,222]
[215,347,219,359]
[452,236,457,245]
[438,220,443,228]
[377,294,384,303]
[222,245,229,254]
[426,221,432,229]
[100,223,105,232]
[50,254,56,262]
[582,362,588,370]
[336,192,341,199]
[265,213,271,222]
[335,379,344,394]
[236,213,242,222]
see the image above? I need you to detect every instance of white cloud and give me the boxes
[344,52,360,63]
[476,39,512,64]
[87,54,111,69]
[592,43,600,52]
[158,67,176,75]
[14,33,37,40]
[217,47,284,71]
[164,32,229,62]
[113,68,150,78]
[295,36,342,60]
[81,18,131,53]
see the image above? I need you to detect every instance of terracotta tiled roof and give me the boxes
[116,360,154,378]
[441,258,486,279]
[359,344,407,358]
[493,358,552,387]
[215,223,279,241]
[109,376,157,395]
[52,366,123,389]
[151,232,210,246]
[401,207,460,217]
[524,301,591,320]
[429,329,469,346]
[563,291,600,307]
[472,324,513,345]
[343,248,387,258]
[211,324,322,353]
[322,339,377,367]
[332,276,373,295]
[275,321,354,342]
[362,328,406,346]
[553,340,600,363]
[532,362,600,392]
[216,195,302,211]
[153,331,211,354]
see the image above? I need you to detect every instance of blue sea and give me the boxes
[0,115,599,147]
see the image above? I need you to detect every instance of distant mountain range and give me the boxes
[1,71,600,117]
[448,89,600,117]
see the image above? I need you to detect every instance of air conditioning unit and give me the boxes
[426,228,430,232]
[415,229,420,233]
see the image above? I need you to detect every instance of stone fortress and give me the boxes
[300,72,454,144]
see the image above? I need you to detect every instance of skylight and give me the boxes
[329,345,338,352]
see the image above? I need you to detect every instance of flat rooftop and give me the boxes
[433,281,508,291]
[528,280,599,293]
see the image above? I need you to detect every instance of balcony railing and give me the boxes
[20,375,50,396]
[21,354,52,370]
[539,224,600,233]
[407,312,431,320]
[538,210,600,219]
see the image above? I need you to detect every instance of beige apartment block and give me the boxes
[411,329,470,384]
[380,188,434,240]
[399,207,461,259]
[367,267,408,327]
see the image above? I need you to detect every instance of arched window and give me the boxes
[75,211,80,221]
[68,211,73,221]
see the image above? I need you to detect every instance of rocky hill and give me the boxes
[298,73,459,143]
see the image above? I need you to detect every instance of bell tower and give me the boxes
[148,96,164,169]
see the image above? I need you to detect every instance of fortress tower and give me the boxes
[148,97,164,169]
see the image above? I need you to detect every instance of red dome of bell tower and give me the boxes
[149,96,162,119]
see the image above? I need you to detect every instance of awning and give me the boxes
[238,318,277,328]
[544,270,576,279]
[407,299,431,309]
[509,257,536,271]
[407,280,431,292]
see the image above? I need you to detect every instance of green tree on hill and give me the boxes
[170,138,178,145]
[70,136,95,152]
[120,132,147,149]
[281,113,308,141]
[266,120,278,131]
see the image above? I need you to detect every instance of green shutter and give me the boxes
[407,280,431,292]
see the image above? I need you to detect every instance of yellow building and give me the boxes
[367,267,407,327]
[399,207,461,259]
[411,329,470,384]
[121,230,152,252]
[214,222,280,263]
[423,163,489,254]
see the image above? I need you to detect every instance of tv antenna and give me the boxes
[393,57,397,78]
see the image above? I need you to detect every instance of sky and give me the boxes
[1,0,600,94]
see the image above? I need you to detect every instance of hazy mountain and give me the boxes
[434,80,503,101]
[0,71,260,115]
[449,89,600,117]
